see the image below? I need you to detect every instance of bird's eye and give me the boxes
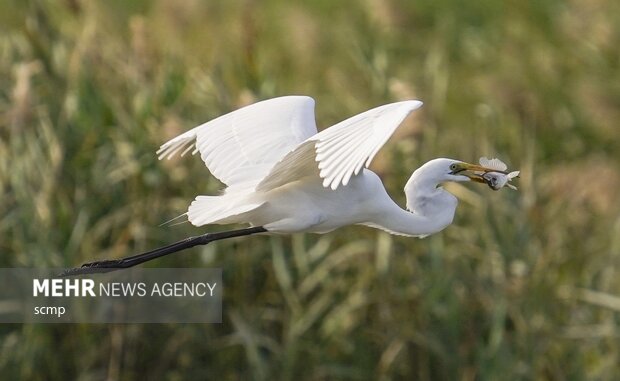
[449,164,458,171]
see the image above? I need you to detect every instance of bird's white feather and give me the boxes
[254,141,319,191]
[156,96,317,188]
[315,100,423,189]
[257,100,423,191]
[187,195,265,226]
[358,222,429,238]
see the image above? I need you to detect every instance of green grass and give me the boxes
[1,0,620,379]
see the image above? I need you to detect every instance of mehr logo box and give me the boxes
[1,268,222,323]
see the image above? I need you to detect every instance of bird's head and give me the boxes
[412,158,506,186]
[404,158,509,215]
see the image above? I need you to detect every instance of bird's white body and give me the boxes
[221,167,457,237]
[238,170,386,234]
[157,96,481,239]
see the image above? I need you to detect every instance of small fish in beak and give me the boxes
[478,157,520,190]
[482,171,520,190]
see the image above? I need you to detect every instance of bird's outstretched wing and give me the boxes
[157,96,317,188]
[258,100,423,191]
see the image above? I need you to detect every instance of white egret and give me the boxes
[63,96,512,276]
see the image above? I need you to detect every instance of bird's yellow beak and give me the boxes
[449,162,507,183]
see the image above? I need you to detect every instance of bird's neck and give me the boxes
[371,171,457,237]
[404,168,446,212]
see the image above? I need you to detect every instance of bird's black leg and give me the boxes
[60,226,268,277]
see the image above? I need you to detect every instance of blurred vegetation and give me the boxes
[1,0,620,379]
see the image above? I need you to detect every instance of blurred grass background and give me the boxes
[1,0,620,379]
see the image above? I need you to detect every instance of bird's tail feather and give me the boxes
[187,195,264,227]
[159,213,188,227]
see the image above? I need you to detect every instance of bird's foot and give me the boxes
[60,259,125,277]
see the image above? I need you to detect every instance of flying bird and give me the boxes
[63,96,511,276]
